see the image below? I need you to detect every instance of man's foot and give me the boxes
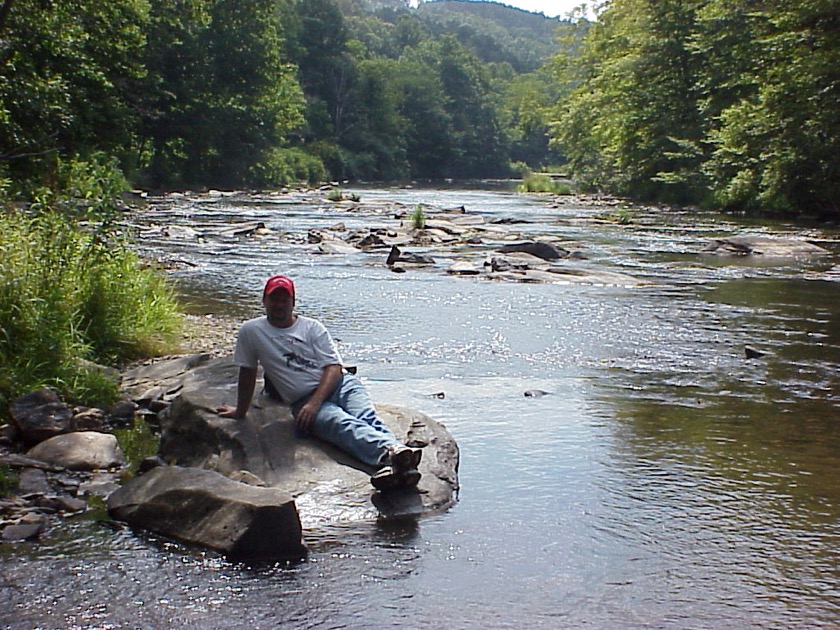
[371,466,403,491]
[388,444,422,474]
[400,468,421,489]
[370,466,422,491]
[371,447,423,492]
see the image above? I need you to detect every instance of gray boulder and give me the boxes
[114,355,459,561]
[703,236,830,257]
[497,240,569,261]
[26,431,126,471]
[9,389,74,445]
[386,245,436,267]
[120,352,213,405]
[154,357,459,525]
[17,467,52,494]
[2,513,48,542]
[107,465,306,561]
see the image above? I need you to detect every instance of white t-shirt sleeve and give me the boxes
[232,321,260,369]
[308,319,343,368]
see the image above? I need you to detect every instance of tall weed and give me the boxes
[0,162,181,412]
[518,173,573,195]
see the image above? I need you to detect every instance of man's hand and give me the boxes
[217,405,244,419]
[294,364,341,434]
[294,399,321,434]
[216,366,257,420]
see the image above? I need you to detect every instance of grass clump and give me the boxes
[596,207,634,224]
[410,205,426,230]
[114,419,161,479]
[0,466,15,497]
[0,157,182,414]
[518,172,573,195]
[326,187,360,203]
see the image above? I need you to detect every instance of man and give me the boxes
[217,275,421,491]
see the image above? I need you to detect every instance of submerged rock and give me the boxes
[447,260,481,275]
[488,264,644,287]
[703,236,830,257]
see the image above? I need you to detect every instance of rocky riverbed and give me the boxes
[3,185,834,550]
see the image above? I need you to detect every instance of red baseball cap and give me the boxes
[263,275,295,299]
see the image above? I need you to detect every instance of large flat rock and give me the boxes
[126,356,459,529]
[703,235,830,257]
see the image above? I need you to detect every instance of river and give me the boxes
[2,185,839,628]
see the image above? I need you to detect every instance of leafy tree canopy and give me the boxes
[550,0,840,217]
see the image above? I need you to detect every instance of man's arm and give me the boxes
[217,366,258,419]
[294,364,343,434]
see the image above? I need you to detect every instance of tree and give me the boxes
[139,0,304,188]
[500,69,565,168]
[0,0,148,183]
[391,60,454,179]
[291,0,356,177]
[418,36,510,178]
[339,58,409,180]
[550,0,707,201]
[701,0,840,216]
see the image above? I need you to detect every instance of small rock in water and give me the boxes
[2,513,48,541]
[744,347,765,360]
[524,390,551,398]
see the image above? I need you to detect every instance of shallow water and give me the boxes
[2,185,839,628]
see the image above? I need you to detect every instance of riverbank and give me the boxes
[178,313,240,357]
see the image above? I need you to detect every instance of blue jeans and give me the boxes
[291,374,396,467]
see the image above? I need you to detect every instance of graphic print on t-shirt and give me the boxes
[269,336,319,373]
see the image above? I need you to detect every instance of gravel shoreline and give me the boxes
[178,313,240,357]
[121,313,239,375]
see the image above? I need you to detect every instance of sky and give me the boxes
[412,1,597,20]
[496,0,593,19]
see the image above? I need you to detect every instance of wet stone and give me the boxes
[2,513,48,541]
[16,468,51,495]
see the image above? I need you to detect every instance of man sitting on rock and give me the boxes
[217,275,421,491]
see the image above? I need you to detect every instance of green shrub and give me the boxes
[411,205,426,229]
[0,207,181,413]
[596,207,634,225]
[510,161,530,178]
[254,147,327,186]
[518,173,573,195]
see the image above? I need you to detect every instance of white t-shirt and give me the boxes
[232,315,343,404]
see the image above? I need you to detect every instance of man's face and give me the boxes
[263,289,295,326]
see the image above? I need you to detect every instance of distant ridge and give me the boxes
[416,0,566,71]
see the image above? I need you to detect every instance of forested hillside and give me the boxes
[416,1,564,71]
[1,0,836,218]
[550,0,840,217]
[0,0,573,190]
